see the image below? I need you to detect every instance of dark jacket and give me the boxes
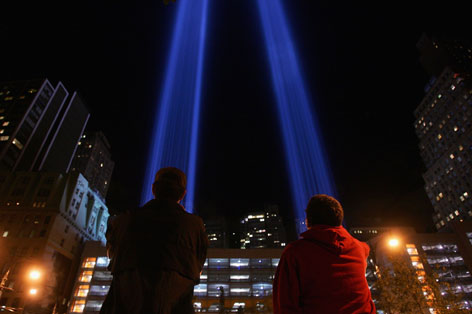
[100,199,208,314]
[273,225,375,314]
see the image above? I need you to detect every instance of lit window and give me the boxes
[88,145,92,148]
[89,285,110,296]
[454,126,459,132]
[79,270,93,282]
[100,163,104,167]
[0,136,9,141]
[464,192,469,198]
[459,145,464,151]
[75,284,90,297]
[82,257,96,269]
[438,94,442,99]
[27,89,37,94]
[0,129,3,134]
[437,134,442,140]
[96,257,110,267]
[2,231,8,237]
[406,244,418,255]
[450,154,455,159]
[71,300,85,313]
[4,96,13,101]
[2,121,9,126]
[455,210,460,216]
[12,138,23,150]
[0,116,4,120]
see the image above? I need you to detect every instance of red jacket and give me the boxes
[273,225,375,314]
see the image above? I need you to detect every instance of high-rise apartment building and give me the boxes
[0,171,109,312]
[240,205,287,249]
[71,132,114,199]
[0,79,89,173]
[415,35,472,231]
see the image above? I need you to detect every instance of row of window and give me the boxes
[202,258,280,269]
[194,283,272,297]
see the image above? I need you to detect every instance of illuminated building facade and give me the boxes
[0,79,89,173]
[68,241,111,314]
[68,245,282,313]
[415,34,472,231]
[0,172,109,312]
[240,205,286,249]
[369,223,472,310]
[71,132,114,199]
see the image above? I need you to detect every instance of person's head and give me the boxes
[152,167,187,203]
[305,194,343,228]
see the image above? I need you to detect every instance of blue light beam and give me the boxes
[257,0,337,231]
[141,0,209,212]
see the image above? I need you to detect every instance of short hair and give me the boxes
[305,194,343,227]
[152,167,186,201]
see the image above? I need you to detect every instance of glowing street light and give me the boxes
[388,238,400,248]
[29,288,38,295]
[29,270,41,281]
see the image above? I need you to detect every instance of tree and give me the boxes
[375,252,468,314]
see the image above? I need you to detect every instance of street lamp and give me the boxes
[28,270,41,281]
[29,288,38,296]
[388,238,400,248]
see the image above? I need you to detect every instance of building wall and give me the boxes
[68,245,283,313]
[0,172,109,312]
[414,67,472,230]
[0,79,89,174]
[71,131,114,200]
[240,205,287,249]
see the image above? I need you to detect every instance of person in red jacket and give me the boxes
[273,194,376,314]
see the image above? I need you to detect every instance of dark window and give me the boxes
[64,225,69,233]
[60,239,65,247]
[37,188,51,197]
[44,216,51,225]
[39,230,46,237]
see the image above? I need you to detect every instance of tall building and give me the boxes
[415,36,472,231]
[0,171,109,312]
[204,217,229,249]
[68,244,281,314]
[71,132,114,199]
[417,33,472,76]
[0,79,89,173]
[240,205,287,249]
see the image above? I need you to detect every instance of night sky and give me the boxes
[2,1,471,235]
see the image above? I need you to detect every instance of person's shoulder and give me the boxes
[281,239,306,256]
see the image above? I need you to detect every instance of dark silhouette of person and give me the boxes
[100,167,208,314]
[273,194,375,314]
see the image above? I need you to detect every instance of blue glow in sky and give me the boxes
[257,0,337,231]
[142,0,209,212]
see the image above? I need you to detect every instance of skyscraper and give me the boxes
[0,79,89,173]
[415,35,472,231]
[240,205,287,249]
[71,132,114,199]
